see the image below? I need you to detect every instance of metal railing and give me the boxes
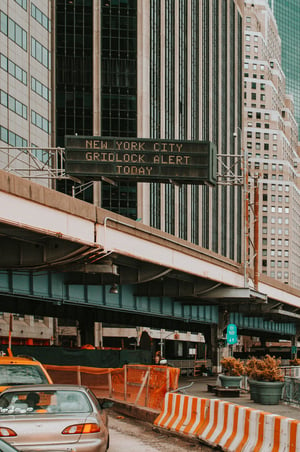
[281,366,300,406]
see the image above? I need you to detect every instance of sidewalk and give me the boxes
[178,375,300,421]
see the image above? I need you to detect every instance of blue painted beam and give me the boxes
[0,270,296,335]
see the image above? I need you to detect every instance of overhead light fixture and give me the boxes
[109,283,118,294]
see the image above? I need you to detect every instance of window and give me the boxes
[31,110,50,134]
[0,89,27,119]
[0,12,27,51]
[0,125,27,147]
[31,77,51,102]
[0,53,27,85]
[31,3,51,31]
[31,37,50,68]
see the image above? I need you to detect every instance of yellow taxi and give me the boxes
[0,354,52,393]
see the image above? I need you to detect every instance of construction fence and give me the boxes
[45,364,180,411]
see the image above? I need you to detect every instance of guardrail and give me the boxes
[281,366,300,406]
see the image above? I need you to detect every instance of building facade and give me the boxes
[0,0,53,186]
[243,0,300,288]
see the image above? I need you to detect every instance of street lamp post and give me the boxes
[234,128,249,288]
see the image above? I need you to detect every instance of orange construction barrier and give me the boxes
[154,393,300,451]
[154,392,209,436]
[45,364,179,411]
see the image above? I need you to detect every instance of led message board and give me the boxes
[65,136,217,185]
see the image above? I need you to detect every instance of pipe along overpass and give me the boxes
[0,170,300,360]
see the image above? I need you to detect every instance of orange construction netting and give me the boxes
[45,364,179,411]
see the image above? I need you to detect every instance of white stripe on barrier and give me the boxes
[243,409,262,452]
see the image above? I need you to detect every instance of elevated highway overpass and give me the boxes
[0,170,299,349]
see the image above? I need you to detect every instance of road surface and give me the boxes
[108,410,213,451]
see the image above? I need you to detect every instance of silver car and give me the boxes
[0,384,110,452]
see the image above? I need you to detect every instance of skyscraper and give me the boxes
[269,0,300,136]
[1,0,244,264]
[244,0,300,288]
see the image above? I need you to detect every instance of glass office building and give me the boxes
[269,0,300,136]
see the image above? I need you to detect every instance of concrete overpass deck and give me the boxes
[1,169,300,339]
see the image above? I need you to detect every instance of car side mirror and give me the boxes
[98,399,114,409]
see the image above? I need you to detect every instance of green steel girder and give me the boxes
[0,270,296,337]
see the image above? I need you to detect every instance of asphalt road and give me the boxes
[108,410,213,451]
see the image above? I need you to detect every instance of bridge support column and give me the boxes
[292,329,300,359]
[209,310,228,374]
[79,319,95,347]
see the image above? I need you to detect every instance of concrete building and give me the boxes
[0,1,53,186]
[243,0,300,288]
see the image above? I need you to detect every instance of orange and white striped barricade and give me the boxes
[154,393,209,437]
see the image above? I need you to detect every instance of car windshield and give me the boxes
[0,390,92,415]
[0,365,48,385]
